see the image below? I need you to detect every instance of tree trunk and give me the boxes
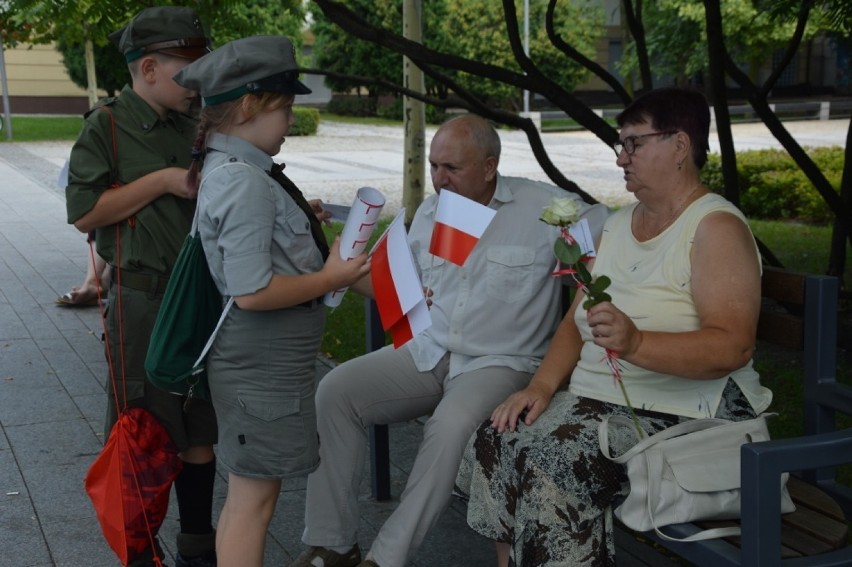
[827,119,852,280]
[85,39,98,109]
[403,0,426,226]
[703,0,740,207]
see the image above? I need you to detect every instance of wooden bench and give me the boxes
[621,266,850,567]
[366,266,850,565]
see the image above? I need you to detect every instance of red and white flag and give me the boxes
[371,210,432,348]
[429,190,496,266]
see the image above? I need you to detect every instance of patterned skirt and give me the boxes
[456,380,756,566]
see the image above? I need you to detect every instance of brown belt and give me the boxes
[115,270,169,295]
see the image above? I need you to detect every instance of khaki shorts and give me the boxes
[104,282,217,450]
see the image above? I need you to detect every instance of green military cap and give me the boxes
[109,6,210,63]
[173,35,311,106]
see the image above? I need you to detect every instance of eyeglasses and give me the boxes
[612,131,676,157]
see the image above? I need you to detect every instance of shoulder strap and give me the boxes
[94,103,137,228]
[192,297,235,372]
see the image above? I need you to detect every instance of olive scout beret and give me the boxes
[173,35,312,106]
[109,6,210,63]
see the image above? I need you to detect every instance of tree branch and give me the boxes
[545,0,631,104]
[620,0,653,90]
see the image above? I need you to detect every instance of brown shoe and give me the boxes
[289,545,362,567]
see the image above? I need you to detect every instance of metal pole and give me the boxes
[0,32,14,140]
[523,0,530,115]
[402,0,425,226]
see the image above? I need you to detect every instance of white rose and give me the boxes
[540,196,581,226]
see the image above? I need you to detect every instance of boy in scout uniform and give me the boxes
[66,7,218,567]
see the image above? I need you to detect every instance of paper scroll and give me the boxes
[323,186,385,308]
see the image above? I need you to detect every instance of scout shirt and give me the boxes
[66,85,197,276]
[196,133,326,298]
[405,174,610,380]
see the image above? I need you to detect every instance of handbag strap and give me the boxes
[192,296,235,372]
[599,415,730,464]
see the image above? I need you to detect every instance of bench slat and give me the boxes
[788,476,847,522]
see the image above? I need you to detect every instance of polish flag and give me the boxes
[429,189,496,266]
[371,210,432,348]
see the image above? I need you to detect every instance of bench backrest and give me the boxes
[757,266,850,515]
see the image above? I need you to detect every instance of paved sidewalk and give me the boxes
[0,133,494,566]
[1,118,848,567]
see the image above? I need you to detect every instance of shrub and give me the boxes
[701,146,843,223]
[326,95,377,117]
[289,107,320,136]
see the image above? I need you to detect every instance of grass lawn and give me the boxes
[0,115,84,141]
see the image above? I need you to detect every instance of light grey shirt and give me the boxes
[197,133,324,297]
[405,174,610,378]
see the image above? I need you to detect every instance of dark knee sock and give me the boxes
[174,459,216,535]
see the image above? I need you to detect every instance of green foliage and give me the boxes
[618,0,809,86]
[56,38,129,97]
[310,0,601,112]
[701,146,844,223]
[375,97,448,124]
[204,0,304,47]
[441,0,600,110]
[310,0,413,97]
[3,0,305,100]
[289,107,320,136]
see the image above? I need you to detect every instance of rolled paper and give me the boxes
[323,186,386,308]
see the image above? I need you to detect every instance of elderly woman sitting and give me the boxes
[456,87,772,567]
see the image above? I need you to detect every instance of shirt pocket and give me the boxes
[485,246,536,303]
[278,203,320,269]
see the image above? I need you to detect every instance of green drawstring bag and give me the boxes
[145,211,233,401]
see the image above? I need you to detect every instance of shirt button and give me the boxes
[304,222,310,230]
[229,157,237,162]
[142,123,150,130]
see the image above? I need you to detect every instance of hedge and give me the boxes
[289,107,320,136]
[701,146,844,223]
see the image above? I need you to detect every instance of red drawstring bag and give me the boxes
[82,225,182,566]
[84,407,183,566]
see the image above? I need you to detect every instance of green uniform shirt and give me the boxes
[66,85,197,276]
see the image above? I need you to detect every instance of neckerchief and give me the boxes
[269,162,330,260]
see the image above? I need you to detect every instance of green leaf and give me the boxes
[554,239,582,265]
[593,275,612,290]
[576,261,592,283]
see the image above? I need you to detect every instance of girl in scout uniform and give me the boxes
[173,36,371,567]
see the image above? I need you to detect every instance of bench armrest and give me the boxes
[740,429,852,566]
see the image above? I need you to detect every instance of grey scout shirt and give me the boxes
[197,133,324,297]
[405,174,610,379]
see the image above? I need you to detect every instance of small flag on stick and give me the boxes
[371,210,432,348]
[428,190,496,266]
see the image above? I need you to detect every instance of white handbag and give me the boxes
[599,413,795,542]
